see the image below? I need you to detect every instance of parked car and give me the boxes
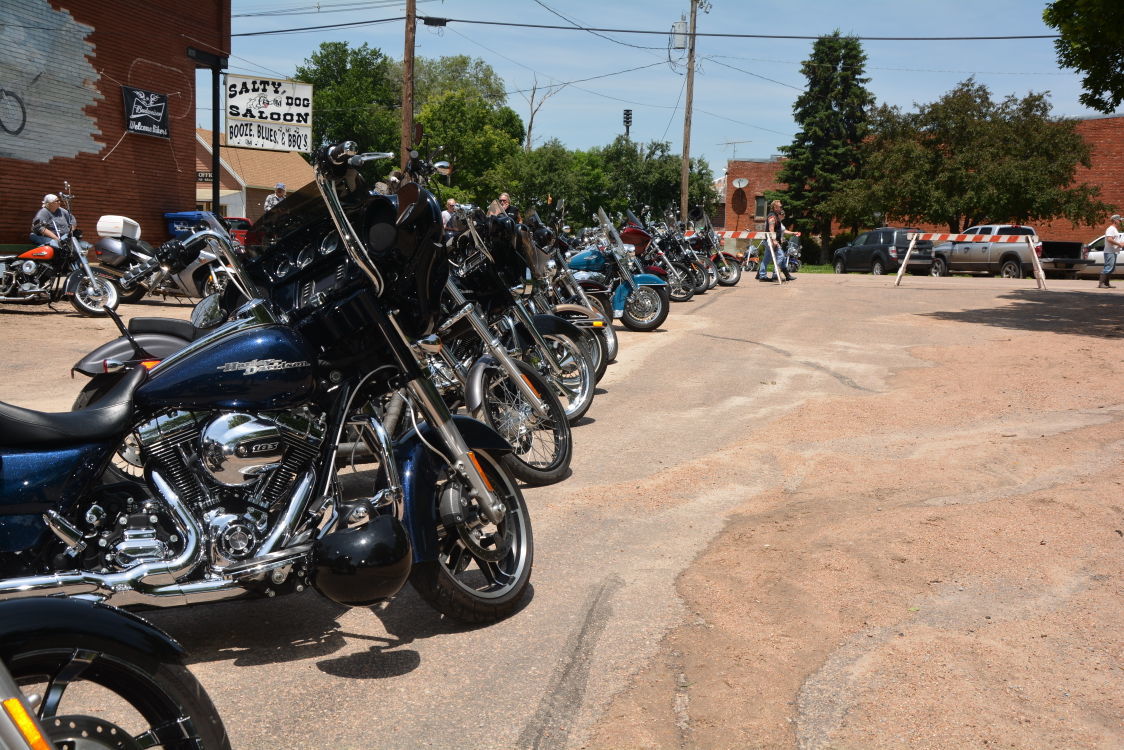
[1078,234,1124,278]
[833,227,932,275]
[221,215,251,246]
[930,225,1043,278]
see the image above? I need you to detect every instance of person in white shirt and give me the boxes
[263,183,286,213]
[1101,213,1123,289]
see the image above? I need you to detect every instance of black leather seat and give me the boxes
[0,366,146,448]
[128,317,201,341]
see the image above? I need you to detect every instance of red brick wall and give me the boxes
[0,0,230,244]
[723,115,1124,244]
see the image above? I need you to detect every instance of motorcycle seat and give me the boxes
[127,317,202,342]
[0,366,146,448]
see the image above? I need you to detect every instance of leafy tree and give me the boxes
[293,42,399,154]
[776,32,875,262]
[1044,0,1124,113]
[826,79,1110,232]
[417,89,524,204]
[409,55,508,113]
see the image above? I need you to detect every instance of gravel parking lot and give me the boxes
[2,275,1121,749]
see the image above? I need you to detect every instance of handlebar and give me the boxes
[328,141,358,165]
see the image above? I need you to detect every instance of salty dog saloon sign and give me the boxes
[225,75,312,153]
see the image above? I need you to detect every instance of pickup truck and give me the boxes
[930,224,1089,278]
[1077,234,1124,278]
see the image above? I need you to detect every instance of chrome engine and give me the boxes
[100,408,326,573]
[0,259,51,296]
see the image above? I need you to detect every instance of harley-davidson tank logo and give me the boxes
[217,358,310,376]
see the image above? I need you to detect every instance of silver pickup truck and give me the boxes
[930,224,1089,278]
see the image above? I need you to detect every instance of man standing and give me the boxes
[1100,213,1123,289]
[29,193,75,247]
[757,199,796,282]
[264,183,286,213]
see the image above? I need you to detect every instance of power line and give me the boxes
[232,15,402,36]
[503,61,669,95]
[530,0,667,52]
[703,57,803,91]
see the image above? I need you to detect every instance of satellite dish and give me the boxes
[732,178,749,188]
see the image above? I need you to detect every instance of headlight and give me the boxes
[622,244,636,256]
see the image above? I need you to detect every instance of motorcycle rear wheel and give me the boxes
[409,447,533,623]
[5,639,231,749]
[70,275,119,317]
[473,359,572,486]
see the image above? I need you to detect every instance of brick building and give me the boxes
[0,0,230,244]
[720,114,1124,243]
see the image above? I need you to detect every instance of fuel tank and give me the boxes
[568,248,607,274]
[137,325,316,412]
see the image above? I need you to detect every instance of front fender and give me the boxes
[528,312,584,341]
[393,414,513,562]
[633,272,667,287]
[0,598,183,671]
[72,333,191,376]
[551,302,605,326]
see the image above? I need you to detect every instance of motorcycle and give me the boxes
[619,210,699,301]
[0,597,231,749]
[784,234,802,273]
[91,214,234,304]
[687,206,742,286]
[568,208,670,332]
[0,182,119,316]
[0,140,534,625]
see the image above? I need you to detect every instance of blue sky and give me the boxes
[203,0,1110,173]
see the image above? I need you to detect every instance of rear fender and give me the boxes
[72,333,190,376]
[392,414,512,562]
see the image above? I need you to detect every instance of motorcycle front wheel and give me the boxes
[621,285,670,332]
[533,332,596,425]
[409,447,533,623]
[4,636,231,749]
[666,262,694,302]
[715,255,742,286]
[473,358,572,486]
[69,274,119,317]
[687,261,708,294]
[585,296,619,362]
[702,257,719,289]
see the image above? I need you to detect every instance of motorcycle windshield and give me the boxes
[625,209,645,229]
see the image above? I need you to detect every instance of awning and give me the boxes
[195,188,241,201]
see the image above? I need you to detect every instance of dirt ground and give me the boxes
[587,283,1124,749]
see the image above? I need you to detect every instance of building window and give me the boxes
[754,196,766,219]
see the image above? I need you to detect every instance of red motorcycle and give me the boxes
[619,210,699,302]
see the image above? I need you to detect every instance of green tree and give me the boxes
[417,89,524,204]
[826,79,1110,232]
[776,32,875,262]
[293,42,399,154]
[1044,0,1124,113]
[408,55,508,113]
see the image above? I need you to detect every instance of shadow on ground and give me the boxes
[919,289,1124,338]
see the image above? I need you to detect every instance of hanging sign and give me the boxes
[122,86,170,138]
[225,74,313,153]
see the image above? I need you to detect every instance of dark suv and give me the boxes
[833,227,933,275]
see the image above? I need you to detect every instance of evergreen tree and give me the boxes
[776,32,874,262]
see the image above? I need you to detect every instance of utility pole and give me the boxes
[401,0,416,170]
[679,0,699,220]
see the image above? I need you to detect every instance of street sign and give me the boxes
[225,75,313,153]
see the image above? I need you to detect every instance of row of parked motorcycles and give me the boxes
[0,137,745,747]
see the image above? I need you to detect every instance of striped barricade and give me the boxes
[895,232,1045,289]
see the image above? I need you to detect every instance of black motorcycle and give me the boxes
[0,141,533,624]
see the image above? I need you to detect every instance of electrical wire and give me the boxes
[233,15,402,36]
[530,0,667,52]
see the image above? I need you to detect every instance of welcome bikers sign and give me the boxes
[225,75,313,153]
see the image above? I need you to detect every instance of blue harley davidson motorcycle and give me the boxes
[567,208,669,332]
[0,141,533,624]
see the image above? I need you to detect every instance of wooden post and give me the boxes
[894,235,919,287]
[401,0,416,171]
[679,0,698,220]
[1027,235,1048,290]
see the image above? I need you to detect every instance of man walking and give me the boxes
[1100,213,1123,289]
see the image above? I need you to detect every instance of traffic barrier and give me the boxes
[894,232,1046,290]
[714,230,800,239]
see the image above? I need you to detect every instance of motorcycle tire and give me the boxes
[3,632,231,749]
[409,447,533,624]
[702,257,719,290]
[578,325,608,384]
[687,262,708,294]
[621,285,670,332]
[70,274,119,317]
[472,358,572,486]
[115,280,148,305]
[531,332,595,426]
[666,262,695,302]
[715,256,742,286]
[585,296,619,363]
